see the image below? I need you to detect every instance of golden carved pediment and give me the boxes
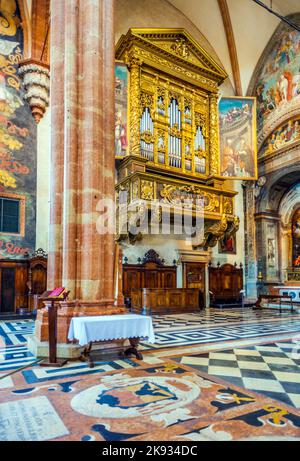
[116,28,227,85]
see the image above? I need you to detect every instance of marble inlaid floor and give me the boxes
[1,361,300,441]
[1,308,300,441]
[174,339,300,409]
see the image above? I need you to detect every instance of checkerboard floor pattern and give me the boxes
[176,340,300,409]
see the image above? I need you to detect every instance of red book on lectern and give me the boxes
[48,287,65,298]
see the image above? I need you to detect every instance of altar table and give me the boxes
[68,314,155,367]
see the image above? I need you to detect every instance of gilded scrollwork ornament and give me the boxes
[203,193,220,213]
[224,216,240,239]
[171,37,190,59]
[141,180,154,200]
[194,214,228,250]
[140,92,154,111]
[140,131,155,144]
[223,197,234,215]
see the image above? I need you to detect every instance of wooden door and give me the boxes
[0,268,15,313]
[123,269,141,297]
[183,262,206,291]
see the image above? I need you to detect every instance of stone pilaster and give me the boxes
[243,183,257,301]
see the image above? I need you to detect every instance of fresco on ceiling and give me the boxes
[115,62,128,157]
[0,0,37,258]
[219,97,257,180]
[260,117,300,156]
[253,20,300,132]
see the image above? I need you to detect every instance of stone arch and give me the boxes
[256,161,300,214]
[279,184,300,272]
[255,164,300,283]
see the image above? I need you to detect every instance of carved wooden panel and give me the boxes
[131,288,201,314]
[0,261,28,313]
[209,263,243,303]
[122,250,177,298]
[0,251,48,314]
[183,262,206,291]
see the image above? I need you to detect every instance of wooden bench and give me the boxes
[131,288,203,315]
[254,294,294,313]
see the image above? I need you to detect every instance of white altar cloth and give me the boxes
[68,314,155,346]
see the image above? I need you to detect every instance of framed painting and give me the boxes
[218,233,237,255]
[115,61,129,158]
[219,97,257,180]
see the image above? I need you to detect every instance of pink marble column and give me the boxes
[62,0,79,297]
[36,0,123,344]
[47,0,65,289]
[76,0,116,304]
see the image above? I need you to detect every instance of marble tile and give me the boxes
[242,377,285,393]
[1,362,300,441]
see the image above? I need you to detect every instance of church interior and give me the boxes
[1,0,300,443]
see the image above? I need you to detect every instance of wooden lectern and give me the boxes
[39,288,70,368]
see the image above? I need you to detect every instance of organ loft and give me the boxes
[115,29,239,247]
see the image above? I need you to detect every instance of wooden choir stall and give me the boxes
[123,250,203,314]
[209,262,244,307]
[0,249,47,316]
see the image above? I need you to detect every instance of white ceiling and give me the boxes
[168,0,300,95]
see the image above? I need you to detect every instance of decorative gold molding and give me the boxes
[116,29,228,85]
[209,94,220,175]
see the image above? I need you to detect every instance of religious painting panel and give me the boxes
[218,233,236,255]
[219,97,257,180]
[0,0,37,258]
[292,208,300,267]
[115,62,128,158]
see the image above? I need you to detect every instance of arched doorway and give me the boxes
[256,168,300,288]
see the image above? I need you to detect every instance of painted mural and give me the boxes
[0,0,37,258]
[219,97,257,180]
[260,117,300,156]
[115,62,128,157]
[253,18,300,133]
